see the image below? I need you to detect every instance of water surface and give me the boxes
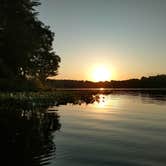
[0,91,166,166]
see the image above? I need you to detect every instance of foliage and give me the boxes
[0,0,60,83]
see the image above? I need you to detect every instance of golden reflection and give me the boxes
[93,94,108,108]
[90,94,120,111]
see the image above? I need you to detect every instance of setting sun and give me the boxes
[92,66,111,82]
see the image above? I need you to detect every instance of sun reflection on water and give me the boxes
[91,94,120,111]
[93,94,109,108]
[100,88,104,91]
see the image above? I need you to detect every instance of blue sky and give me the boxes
[38,0,166,80]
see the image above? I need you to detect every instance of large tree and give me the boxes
[0,0,60,82]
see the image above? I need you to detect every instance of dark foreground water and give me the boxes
[0,90,166,166]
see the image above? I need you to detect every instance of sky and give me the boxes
[38,0,166,81]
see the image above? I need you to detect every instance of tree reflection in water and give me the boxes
[0,90,166,165]
[0,106,61,166]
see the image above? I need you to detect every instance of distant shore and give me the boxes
[1,74,166,91]
[46,75,166,89]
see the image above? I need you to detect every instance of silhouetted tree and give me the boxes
[0,0,60,82]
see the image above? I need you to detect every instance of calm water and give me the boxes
[0,91,166,166]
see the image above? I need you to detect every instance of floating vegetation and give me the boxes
[0,91,100,109]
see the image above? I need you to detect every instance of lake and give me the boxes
[0,90,166,166]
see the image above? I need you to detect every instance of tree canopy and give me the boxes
[0,0,60,83]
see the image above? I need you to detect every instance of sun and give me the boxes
[92,65,111,82]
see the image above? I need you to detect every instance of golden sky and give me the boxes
[39,0,166,81]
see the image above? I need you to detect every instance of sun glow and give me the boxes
[92,65,111,82]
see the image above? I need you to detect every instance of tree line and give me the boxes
[46,75,166,89]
